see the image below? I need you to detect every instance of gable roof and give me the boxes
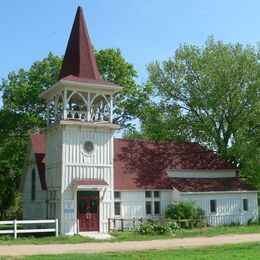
[28,135,255,192]
[58,6,116,87]
[114,139,236,190]
[171,178,256,192]
[30,133,47,190]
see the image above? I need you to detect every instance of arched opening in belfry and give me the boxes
[66,91,88,120]
[90,94,110,122]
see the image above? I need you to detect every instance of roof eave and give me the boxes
[39,79,123,100]
[60,79,123,93]
[180,190,258,194]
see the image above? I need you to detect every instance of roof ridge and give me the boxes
[114,138,200,146]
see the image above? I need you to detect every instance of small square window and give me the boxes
[210,200,217,213]
[114,202,121,215]
[114,191,121,199]
[243,199,248,211]
[145,191,152,198]
[154,191,160,198]
[154,201,160,214]
[146,201,152,215]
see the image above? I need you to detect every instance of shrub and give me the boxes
[165,201,205,228]
[136,221,154,235]
[137,219,179,235]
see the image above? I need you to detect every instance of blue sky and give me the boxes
[0,0,259,85]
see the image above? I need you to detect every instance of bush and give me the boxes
[165,201,205,228]
[137,219,179,235]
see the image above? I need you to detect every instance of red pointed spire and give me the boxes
[59,6,101,81]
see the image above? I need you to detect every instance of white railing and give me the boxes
[0,219,58,239]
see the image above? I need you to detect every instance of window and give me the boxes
[154,191,160,198]
[79,200,86,214]
[243,199,249,211]
[114,202,121,215]
[146,201,152,215]
[90,200,98,213]
[145,191,161,216]
[31,169,36,201]
[154,201,160,215]
[145,191,152,198]
[210,200,217,213]
[83,141,94,154]
[114,191,121,199]
[53,203,56,218]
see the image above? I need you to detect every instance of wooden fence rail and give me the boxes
[0,219,58,239]
[108,217,205,233]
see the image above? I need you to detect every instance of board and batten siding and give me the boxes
[167,170,237,178]
[117,191,173,218]
[23,163,47,220]
[61,124,115,234]
[45,128,63,225]
[182,192,258,225]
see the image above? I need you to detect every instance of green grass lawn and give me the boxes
[0,224,260,245]
[113,224,260,241]
[23,242,260,259]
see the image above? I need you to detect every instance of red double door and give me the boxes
[77,191,99,232]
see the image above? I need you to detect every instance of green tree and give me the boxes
[128,37,260,186]
[0,49,145,218]
[95,48,148,127]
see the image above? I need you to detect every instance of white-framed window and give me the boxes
[210,200,217,213]
[145,191,161,215]
[243,199,249,211]
[114,202,121,216]
[154,201,160,215]
[114,191,121,199]
[48,189,57,219]
[31,169,36,201]
[154,191,160,198]
[114,191,121,216]
[145,191,152,198]
[146,201,152,215]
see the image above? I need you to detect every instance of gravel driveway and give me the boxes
[1,233,260,256]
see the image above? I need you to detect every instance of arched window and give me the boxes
[31,169,36,201]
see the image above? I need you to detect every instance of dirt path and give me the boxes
[1,233,260,256]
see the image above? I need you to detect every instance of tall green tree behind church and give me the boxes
[126,37,260,187]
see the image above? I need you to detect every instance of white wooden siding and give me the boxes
[60,124,115,234]
[167,170,236,178]
[45,128,63,228]
[22,163,47,220]
[116,190,257,227]
[181,192,258,225]
[118,191,173,218]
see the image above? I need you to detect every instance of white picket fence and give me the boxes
[0,219,58,239]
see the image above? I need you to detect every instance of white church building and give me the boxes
[20,7,258,234]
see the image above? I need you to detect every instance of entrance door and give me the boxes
[77,191,99,232]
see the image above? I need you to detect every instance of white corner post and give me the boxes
[87,92,91,122]
[14,219,17,239]
[55,218,59,237]
[63,89,68,120]
[109,95,113,123]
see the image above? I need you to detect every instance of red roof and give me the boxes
[114,139,236,190]
[30,133,47,190]
[58,7,115,87]
[30,135,255,192]
[171,178,256,192]
[74,179,108,186]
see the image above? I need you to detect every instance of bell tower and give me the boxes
[40,6,122,126]
[40,7,122,234]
